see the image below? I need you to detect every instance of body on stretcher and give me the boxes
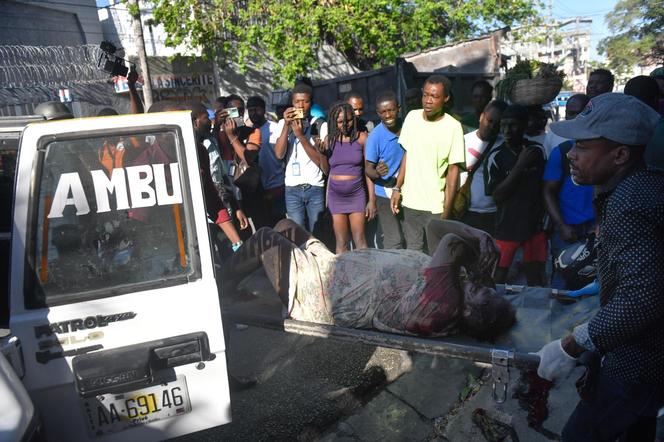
[222,273,600,403]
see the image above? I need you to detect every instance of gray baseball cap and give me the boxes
[34,101,73,121]
[550,92,661,145]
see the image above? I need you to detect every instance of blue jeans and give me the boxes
[285,184,325,233]
[562,371,663,442]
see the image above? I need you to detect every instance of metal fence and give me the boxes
[0,45,118,115]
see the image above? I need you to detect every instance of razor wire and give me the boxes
[0,45,117,106]
[0,45,110,87]
[0,45,103,68]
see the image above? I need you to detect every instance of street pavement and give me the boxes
[174,324,415,441]
[173,270,581,441]
[320,353,581,442]
[173,320,580,441]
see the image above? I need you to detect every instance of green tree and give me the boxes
[599,0,664,77]
[149,0,542,86]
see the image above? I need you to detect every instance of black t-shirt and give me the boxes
[485,140,545,241]
[358,118,375,133]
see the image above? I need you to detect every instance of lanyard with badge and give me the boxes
[291,119,310,177]
[292,141,301,176]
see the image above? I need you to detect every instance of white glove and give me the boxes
[534,339,578,381]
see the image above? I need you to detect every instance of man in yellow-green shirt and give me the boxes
[390,75,466,252]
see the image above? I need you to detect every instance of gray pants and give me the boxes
[376,197,404,249]
[403,206,441,254]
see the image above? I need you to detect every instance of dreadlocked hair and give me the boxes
[326,102,358,147]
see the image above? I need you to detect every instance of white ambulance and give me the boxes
[1,112,232,441]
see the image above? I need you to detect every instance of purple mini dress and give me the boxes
[327,140,367,214]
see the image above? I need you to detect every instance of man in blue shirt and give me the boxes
[542,94,595,289]
[365,91,406,249]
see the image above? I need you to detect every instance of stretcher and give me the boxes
[222,271,600,402]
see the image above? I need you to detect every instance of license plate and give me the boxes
[82,376,191,437]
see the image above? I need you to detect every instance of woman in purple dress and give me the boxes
[325,102,377,253]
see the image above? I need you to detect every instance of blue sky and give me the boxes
[95,0,617,60]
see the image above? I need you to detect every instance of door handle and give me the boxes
[73,332,212,397]
[152,340,204,368]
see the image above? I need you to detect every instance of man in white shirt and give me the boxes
[459,100,508,236]
[274,83,329,232]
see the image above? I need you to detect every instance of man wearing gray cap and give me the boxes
[534,93,664,441]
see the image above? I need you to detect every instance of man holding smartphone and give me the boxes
[274,83,329,232]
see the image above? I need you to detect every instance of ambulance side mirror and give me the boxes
[0,336,25,379]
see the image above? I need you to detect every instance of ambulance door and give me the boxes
[9,112,231,441]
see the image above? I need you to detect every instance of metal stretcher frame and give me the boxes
[223,309,539,368]
[222,284,594,402]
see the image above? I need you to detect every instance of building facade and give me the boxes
[100,0,358,109]
[0,0,108,116]
[501,19,593,93]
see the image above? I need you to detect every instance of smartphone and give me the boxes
[292,108,304,119]
[226,107,240,118]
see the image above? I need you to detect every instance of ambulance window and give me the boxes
[27,130,200,307]
[0,136,18,325]
[0,136,18,233]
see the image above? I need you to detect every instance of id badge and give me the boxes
[292,161,301,176]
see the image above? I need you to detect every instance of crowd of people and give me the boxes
[32,64,664,439]
[205,67,664,441]
[169,68,662,294]
[30,67,664,287]
[35,67,662,289]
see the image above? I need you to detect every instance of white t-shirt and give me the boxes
[461,130,499,213]
[277,118,328,187]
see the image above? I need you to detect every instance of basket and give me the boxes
[510,77,563,106]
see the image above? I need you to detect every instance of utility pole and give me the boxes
[212,54,224,99]
[127,0,153,110]
[548,0,554,63]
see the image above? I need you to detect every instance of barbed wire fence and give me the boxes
[0,45,119,112]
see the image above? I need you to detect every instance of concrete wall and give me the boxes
[1,1,87,46]
[0,1,106,116]
[11,0,103,45]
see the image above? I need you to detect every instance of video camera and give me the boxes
[98,41,130,77]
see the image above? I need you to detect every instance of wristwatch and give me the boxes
[391,186,401,193]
